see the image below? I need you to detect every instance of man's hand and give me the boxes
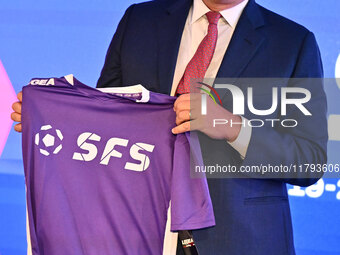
[172,93,242,142]
[11,91,23,132]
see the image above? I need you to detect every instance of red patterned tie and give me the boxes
[176,11,221,95]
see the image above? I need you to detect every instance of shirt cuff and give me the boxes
[227,116,252,159]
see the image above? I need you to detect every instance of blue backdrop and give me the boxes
[0,0,339,254]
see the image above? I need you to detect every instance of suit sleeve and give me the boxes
[242,32,328,187]
[96,5,135,88]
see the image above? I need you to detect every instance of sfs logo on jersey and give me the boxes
[35,125,155,172]
[72,132,155,172]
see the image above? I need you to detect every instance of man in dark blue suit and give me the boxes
[96,0,327,254]
[11,0,328,254]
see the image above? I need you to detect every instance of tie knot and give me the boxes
[206,11,221,25]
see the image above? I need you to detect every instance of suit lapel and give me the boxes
[157,0,192,95]
[216,0,265,80]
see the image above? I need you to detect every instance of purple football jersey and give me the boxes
[22,76,215,255]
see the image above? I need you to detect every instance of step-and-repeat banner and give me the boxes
[0,0,339,254]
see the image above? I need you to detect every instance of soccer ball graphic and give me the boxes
[35,125,63,156]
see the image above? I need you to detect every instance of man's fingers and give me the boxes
[172,119,200,134]
[175,103,203,125]
[172,121,190,134]
[174,96,189,111]
[14,123,22,133]
[174,99,190,125]
[11,112,21,122]
[11,100,23,133]
[174,100,191,113]
[173,93,201,110]
[176,110,190,125]
[17,91,23,102]
[12,102,22,114]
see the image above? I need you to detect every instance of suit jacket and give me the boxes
[97,0,328,254]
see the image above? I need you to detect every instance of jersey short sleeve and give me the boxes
[170,132,215,231]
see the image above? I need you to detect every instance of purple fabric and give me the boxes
[22,77,215,255]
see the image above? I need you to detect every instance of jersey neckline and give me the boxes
[61,74,176,105]
[63,74,151,103]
